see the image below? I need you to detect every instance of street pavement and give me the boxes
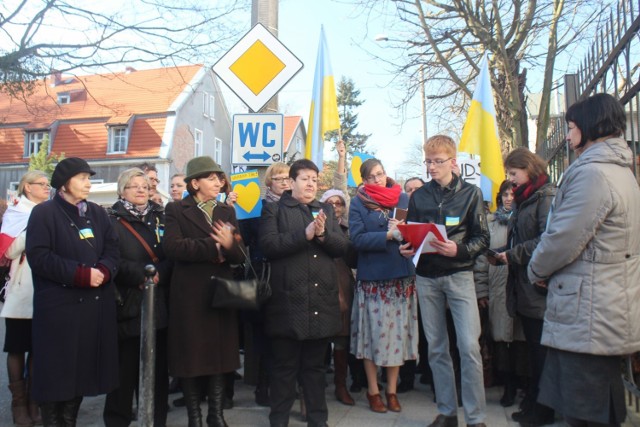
[0,312,639,426]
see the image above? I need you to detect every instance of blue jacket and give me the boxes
[348,193,414,281]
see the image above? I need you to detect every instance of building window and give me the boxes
[214,137,222,164]
[108,126,128,153]
[194,128,203,156]
[57,93,70,104]
[295,137,303,153]
[203,92,209,118]
[26,131,48,156]
[209,94,215,121]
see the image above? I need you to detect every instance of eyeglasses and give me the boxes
[327,200,344,207]
[125,185,150,191]
[271,177,288,183]
[30,182,51,189]
[366,172,386,182]
[423,157,453,166]
[149,177,160,184]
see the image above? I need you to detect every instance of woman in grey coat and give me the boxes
[528,93,640,427]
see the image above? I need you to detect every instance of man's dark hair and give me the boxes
[565,93,626,148]
[134,162,158,173]
[289,159,319,180]
[404,177,425,192]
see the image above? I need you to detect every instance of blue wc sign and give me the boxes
[232,113,284,166]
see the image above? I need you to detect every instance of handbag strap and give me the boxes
[118,217,160,264]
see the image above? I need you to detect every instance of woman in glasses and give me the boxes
[0,171,51,426]
[349,158,417,414]
[103,168,170,427]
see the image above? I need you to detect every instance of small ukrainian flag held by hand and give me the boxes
[306,26,340,168]
[348,152,374,187]
[458,53,505,210]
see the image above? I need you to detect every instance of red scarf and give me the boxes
[359,179,402,210]
[513,174,549,205]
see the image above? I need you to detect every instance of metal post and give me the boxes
[138,264,157,426]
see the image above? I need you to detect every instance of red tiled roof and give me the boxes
[0,65,202,162]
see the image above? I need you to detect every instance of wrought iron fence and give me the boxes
[538,0,640,180]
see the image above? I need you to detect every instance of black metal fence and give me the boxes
[538,0,640,412]
[538,0,640,181]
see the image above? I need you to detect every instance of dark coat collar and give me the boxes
[280,190,322,209]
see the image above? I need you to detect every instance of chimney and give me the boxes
[50,69,61,87]
[125,66,136,74]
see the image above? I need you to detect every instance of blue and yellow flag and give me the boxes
[458,53,505,210]
[305,26,340,167]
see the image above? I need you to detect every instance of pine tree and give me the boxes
[326,76,371,156]
[28,135,64,176]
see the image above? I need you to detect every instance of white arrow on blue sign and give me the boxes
[231,114,284,166]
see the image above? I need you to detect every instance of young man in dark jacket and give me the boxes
[401,135,489,427]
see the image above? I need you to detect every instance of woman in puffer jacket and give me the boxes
[528,93,640,427]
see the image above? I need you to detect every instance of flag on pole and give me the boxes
[305,26,340,167]
[458,53,505,210]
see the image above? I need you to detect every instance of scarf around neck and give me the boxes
[265,187,281,203]
[193,195,217,225]
[358,178,402,211]
[119,198,150,219]
[493,206,512,225]
[513,174,549,205]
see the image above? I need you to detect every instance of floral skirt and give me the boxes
[350,276,418,366]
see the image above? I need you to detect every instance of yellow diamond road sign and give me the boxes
[213,23,303,112]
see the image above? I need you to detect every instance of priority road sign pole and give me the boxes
[138,265,157,426]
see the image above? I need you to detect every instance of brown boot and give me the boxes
[333,349,355,405]
[8,380,34,427]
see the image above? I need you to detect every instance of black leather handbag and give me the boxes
[210,249,271,310]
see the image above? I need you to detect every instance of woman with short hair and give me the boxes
[26,157,120,426]
[528,93,640,427]
[103,168,170,427]
[260,159,348,427]
[1,171,51,426]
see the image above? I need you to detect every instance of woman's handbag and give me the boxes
[210,248,272,310]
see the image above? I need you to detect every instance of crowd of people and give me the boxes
[0,93,638,427]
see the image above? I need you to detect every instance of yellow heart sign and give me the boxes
[233,181,261,213]
[350,155,363,186]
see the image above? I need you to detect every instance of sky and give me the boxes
[221,0,429,179]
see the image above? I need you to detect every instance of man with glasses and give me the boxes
[135,162,160,197]
[401,135,489,427]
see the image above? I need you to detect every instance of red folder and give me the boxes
[397,223,446,252]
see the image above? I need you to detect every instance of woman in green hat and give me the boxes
[163,156,245,427]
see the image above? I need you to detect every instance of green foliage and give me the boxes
[28,135,65,176]
[326,76,371,156]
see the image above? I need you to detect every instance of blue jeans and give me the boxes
[416,271,486,424]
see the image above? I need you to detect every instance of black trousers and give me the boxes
[519,314,546,401]
[103,329,169,427]
[269,337,329,427]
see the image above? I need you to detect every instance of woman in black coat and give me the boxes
[494,148,556,425]
[259,159,348,427]
[103,168,171,427]
[163,156,245,427]
[26,158,119,426]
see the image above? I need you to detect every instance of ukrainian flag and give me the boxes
[458,53,505,210]
[305,26,340,167]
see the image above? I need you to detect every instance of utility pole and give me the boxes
[252,0,279,113]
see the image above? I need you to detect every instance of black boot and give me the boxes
[206,374,228,427]
[60,397,82,427]
[254,358,270,407]
[182,377,204,427]
[499,372,517,407]
[40,402,62,427]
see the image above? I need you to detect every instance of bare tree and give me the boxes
[0,0,247,97]
[361,0,610,151]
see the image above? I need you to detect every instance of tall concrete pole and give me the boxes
[252,0,279,113]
